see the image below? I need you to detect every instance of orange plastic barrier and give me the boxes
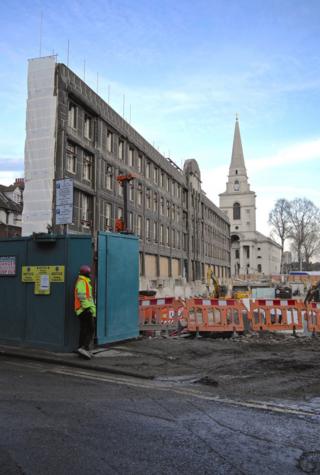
[139,297,185,332]
[185,298,245,333]
[249,299,304,332]
[305,302,320,334]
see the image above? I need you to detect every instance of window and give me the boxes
[128,212,133,232]
[146,189,151,209]
[182,190,187,207]
[172,229,175,248]
[176,231,180,248]
[235,249,240,259]
[146,218,150,240]
[129,183,134,201]
[66,142,76,173]
[146,162,150,179]
[104,202,112,230]
[68,103,77,129]
[166,178,170,193]
[153,222,158,242]
[183,233,188,251]
[118,178,123,197]
[137,215,142,237]
[154,166,158,184]
[160,197,164,215]
[166,227,169,246]
[171,204,175,221]
[257,264,262,273]
[234,180,240,191]
[137,184,142,206]
[81,193,91,227]
[117,207,123,219]
[104,164,112,190]
[83,152,93,182]
[84,114,93,140]
[153,192,158,213]
[244,245,250,259]
[160,172,164,188]
[160,225,164,245]
[118,139,124,160]
[183,211,187,227]
[107,131,113,152]
[233,202,241,220]
[166,200,170,217]
[128,147,134,167]
[138,155,142,172]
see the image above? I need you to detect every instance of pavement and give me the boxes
[0,339,156,380]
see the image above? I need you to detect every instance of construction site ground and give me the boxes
[1,332,320,404]
[109,333,320,402]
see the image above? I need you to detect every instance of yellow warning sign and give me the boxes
[21,266,37,282]
[49,266,65,282]
[21,265,65,285]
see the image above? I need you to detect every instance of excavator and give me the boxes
[304,280,320,305]
[206,269,226,298]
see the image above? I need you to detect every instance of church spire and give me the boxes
[229,116,247,177]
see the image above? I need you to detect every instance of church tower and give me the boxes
[219,118,257,275]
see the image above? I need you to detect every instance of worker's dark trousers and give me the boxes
[78,309,95,350]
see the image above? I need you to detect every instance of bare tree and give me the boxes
[268,199,291,273]
[287,198,320,270]
[302,226,320,267]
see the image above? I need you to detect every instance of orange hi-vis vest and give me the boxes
[74,275,96,317]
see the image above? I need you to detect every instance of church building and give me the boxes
[219,118,281,277]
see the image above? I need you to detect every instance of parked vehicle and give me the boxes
[275,286,292,299]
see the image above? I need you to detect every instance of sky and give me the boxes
[0,0,320,237]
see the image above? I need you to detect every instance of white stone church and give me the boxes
[219,118,281,277]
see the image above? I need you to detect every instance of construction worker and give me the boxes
[304,281,320,305]
[74,265,96,359]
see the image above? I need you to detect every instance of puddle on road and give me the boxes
[155,374,200,384]
[91,349,134,358]
[266,397,320,415]
[154,375,320,416]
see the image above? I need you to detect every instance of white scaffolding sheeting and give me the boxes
[22,56,57,236]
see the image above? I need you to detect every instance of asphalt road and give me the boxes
[0,357,320,475]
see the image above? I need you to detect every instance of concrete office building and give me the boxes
[219,118,281,277]
[22,56,230,289]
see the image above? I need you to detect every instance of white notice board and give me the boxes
[55,179,73,224]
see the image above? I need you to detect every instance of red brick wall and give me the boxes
[0,224,21,238]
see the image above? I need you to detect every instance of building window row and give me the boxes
[99,201,183,248]
[68,103,94,142]
[68,101,185,203]
[66,141,94,183]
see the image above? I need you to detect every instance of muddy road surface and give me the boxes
[107,333,320,402]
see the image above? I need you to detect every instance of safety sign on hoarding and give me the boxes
[0,256,16,276]
[21,265,65,295]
